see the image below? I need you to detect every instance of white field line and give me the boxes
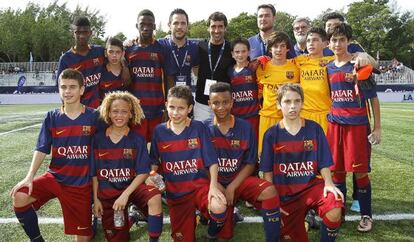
[0,123,41,136]
[1,214,414,224]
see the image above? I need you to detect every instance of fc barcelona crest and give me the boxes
[188,138,199,149]
[319,59,329,67]
[82,126,91,135]
[345,73,355,83]
[286,71,294,79]
[123,149,133,159]
[93,58,101,66]
[231,139,240,149]
[150,52,158,61]
[245,75,253,82]
[304,140,314,151]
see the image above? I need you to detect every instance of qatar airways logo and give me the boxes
[218,158,240,173]
[99,168,132,183]
[165,159,198,176]
[279,161,315,177]
[132,66,155,78]
[331,89,355,102]
[56,145,88,159]
[84,73,101,87]
[233,90,254,102]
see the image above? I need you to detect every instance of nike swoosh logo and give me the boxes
[258,181,267,187]
[162,144,172,149]
[129,53,139,59]
[99,152,109,157]
[264,74,271,78]
[73,65,82,70]
[352,163,363,168]
[104,83,112,88]
[148,187,157,192]
[265,211,279,216]
[275,145,285,151]
[56,130,65,135]
[77,226,89,230]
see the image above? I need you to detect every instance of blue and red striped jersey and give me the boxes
[326,61,377,125]
[150,118,218,200]
[125,41,167,119]
[99,65,125,101]
[260,119,333,202]
[228,66,259,119]
[57,45,105,108]
[91,129,151,200]
[204,116,258,186]
[36,106,99,187]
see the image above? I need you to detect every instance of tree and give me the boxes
[274,11,296,41]
[226,12,257,40]
[188,20,209,40]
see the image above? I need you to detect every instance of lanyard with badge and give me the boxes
[204,41,226,95]
[170,39,189,86]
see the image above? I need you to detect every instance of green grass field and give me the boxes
[0,103,413,241]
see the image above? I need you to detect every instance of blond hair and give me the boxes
[100,91,145,126]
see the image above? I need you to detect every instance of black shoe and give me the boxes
[305,209,319,229]
[233,207,244,224]
[129,204,147,225]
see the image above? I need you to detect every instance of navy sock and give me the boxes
[356,176,372,217]
[320,218,340,242]
[352,174,358,200]
[261,197,280,242]
[207,211,226,237]
[14,205,44,241]
[148,213,163,241]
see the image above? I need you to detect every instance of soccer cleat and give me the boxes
[233,207,244,224]
[245,201,254,209]
[128,204,147,226]
[305,209,320,229]
[357,215,373,232]
[350,200,361,213]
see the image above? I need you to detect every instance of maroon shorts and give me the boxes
[18,172,92,236]
[167,182,214,242]
[101,184,161,242]
[218,176,273,240]
[280,183,344,242]
[327,122,371,173]
[131,116,162,142]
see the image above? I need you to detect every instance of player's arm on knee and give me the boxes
[208,164,227,205]
[320,168,344,202]
[225,164,255,205]
[10,151,47,197]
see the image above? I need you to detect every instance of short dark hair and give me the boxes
[307,27,327,42]
[138,9,155,20]
[106,37,124,51]
[207,12,228,27]
[72,16,90,27]
[322,12,345,24]
[209,82,232,95]
[169,8,189,24]
[267,31,292,53]
[59,69,84,86]
[257,4,276,16]
[231,38,250,51]
[167,86,193,106]
[327,23,352,41]
[277,83,304,105]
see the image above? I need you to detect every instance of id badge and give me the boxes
[176,75,187,86]
[204,79,217,95]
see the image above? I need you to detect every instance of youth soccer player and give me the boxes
[57,16,105,109]
[326,23,381,232]
[99,38,127,102]
[260,83,344,242]
[256,31,299,154]
[10,69,99,242]
[125,9,168,142]
[228,38,260,138]
[205,82,280,242]
[294,27,334,134]
[150,86,227,242]
[92,91,163,242]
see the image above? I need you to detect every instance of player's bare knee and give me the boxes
[75,235,91,242]
[147,194,162,211]
[354,172,368,179]
[12,192,31,208]
[325,208,342,222]
[258,185,277,201]
[210,197,226,214]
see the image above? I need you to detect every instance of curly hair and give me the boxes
[100,91,145,126]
